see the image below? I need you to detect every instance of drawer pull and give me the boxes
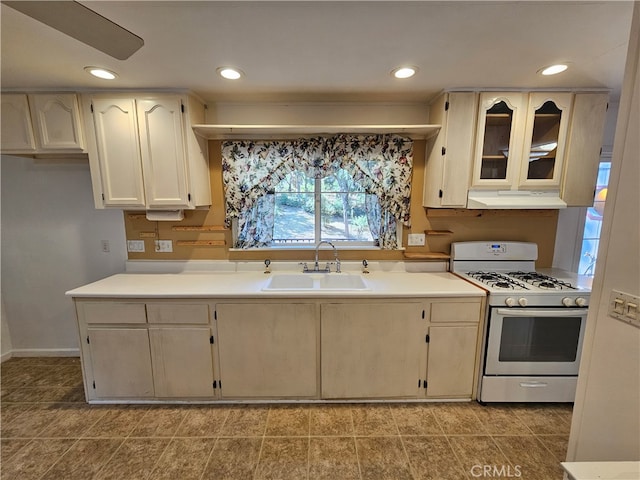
[519,381,548,388]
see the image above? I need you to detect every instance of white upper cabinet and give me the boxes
[83,93,210,210]
[1,93,85,154]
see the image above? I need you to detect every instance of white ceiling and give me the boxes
[1,1,634,104]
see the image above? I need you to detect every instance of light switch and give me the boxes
[155,240,173,253]
[626,302,638,320]
[609,290,640,328]
[408,233,426,246]
[127,240,145,252]
[614,298,625,314]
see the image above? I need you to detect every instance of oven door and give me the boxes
[485,308,587,375]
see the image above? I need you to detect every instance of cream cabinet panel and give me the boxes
[149,327,214,397]
[518,92,573,189]
[216,303,318,398]
[561,93,609,206]
[0,94,36,152]
[87,327,154,398]
[472,92,527,188]
[321,303,424,399]
[426,325,479,398]
[423,92,478,207]
[28,93,85,151]
[146,303,209,324]
[91,97,146,207]
[430,300,482,323]
[137,97,190,208]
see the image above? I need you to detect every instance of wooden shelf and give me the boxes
[176,240,226,247]
[403,252,450,260]
[425,230,453,236]
[172,225,227,232]
[192,124,441,140]
[425,208,557,217]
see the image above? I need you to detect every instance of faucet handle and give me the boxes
[264,259,271,274]
[362,259,369,274]
[299,262,309,272]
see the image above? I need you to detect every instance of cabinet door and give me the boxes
[91,97,146,207]
[321,303,424,399]
[472,93,526,188]
[28,94,85,151]
[149,327,215,397]
[518,93,573,188]
[1,94,36,152]
[426,325,478,398]
[87,327,154,398]
[561,93,609,206]
[216,303,317,398]
[137,96,190,208]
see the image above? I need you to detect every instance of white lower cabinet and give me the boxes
[320,302,424,399]
[215,303,318,398]
[86,327,154,398]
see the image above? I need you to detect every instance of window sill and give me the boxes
[228,246,406,252]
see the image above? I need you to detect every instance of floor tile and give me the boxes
[309,405,354,436]
[38,404,107,438]
[1,438,31,462]
[0,438,76,480]
[309,436,360,480]
[403,435,468,480]
[175,406,230,437]
[2,404,62,438]
[220,406,269,437]
[448,435,511,479]
[535,434,569,462]
[130,406,189,437]
[254,437,309,480]
[202,437,262,480]
[352,405,398,436]
[265,406,310,436]
[493,435,565,480]
[473,404,531,435]
[39,438,122,480]
[148,437,216,480]
[356,436,413,480]
[390,404,443,435]
[94,438,169,480]
[511,405,571,435]
[83,405,148,437]
[431,403,486,434]
[32,366,83,388]
[0,403,34,427]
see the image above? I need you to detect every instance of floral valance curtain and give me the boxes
[221,134,413,249]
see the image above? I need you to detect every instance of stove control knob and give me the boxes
[505,297,516,307]
[518,297,528,307]
[575,297,587,307]
[562,297,575,307]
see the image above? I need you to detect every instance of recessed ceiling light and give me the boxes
[391,66,418,79]
[217,67,244,80]
[84,66,118,80]
[539,64,569,76]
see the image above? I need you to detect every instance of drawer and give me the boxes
[82,302,147,324]
[146,303,210,324]
[430,301,481,323]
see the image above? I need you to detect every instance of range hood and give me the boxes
[467,190,567,209]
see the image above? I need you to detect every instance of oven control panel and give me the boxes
[487,243,507,254]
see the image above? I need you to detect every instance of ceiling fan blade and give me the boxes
[3,1,144,60]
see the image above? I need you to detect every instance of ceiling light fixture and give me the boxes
[539,64,569,76]
[217,67,244,80]
[84,66,118,80]
[391,66,417,79]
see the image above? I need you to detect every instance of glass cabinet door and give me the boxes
[472,93,526,187]
[519,93,573,188]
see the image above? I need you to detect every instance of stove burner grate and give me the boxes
[506,271,576,290]
[466,271,529,290]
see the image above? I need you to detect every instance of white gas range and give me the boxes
[451,241,591,403]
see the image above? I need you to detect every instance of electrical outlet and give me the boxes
[127,240,145,253]
[101,240,110,252]
[155,240,173,253]
[407,233,426,246]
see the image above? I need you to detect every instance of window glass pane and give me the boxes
[527,100,561,180]
[272,172,315,245]
[320,192,374,242]
[579,161,611,276]
[480,101,512,180]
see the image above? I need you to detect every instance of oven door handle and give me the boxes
[495,308,587,317]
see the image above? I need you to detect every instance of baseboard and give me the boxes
[8,348,80,358]
[1,351,13,363]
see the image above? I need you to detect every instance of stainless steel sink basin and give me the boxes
[262,274,368,291]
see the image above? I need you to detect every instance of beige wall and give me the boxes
[125,139,558,266]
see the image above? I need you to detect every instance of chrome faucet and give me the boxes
[302,241,341,273]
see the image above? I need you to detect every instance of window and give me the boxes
[578,161,611,276]
[221,135,413,250]
[272,168,380,246]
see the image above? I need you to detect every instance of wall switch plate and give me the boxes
[127,240,145,253]
[101,240,110,253]
[407,233,426,246]
[155,240,173,253]
[608,290,640,328]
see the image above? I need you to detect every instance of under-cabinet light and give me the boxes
[84,66,118,80]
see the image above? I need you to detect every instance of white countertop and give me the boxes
[561,461,640,480]
[65,271,486,299]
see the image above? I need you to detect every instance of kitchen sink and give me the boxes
[262,273,368,291]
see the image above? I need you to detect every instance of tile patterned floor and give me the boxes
[0,357,571,480]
